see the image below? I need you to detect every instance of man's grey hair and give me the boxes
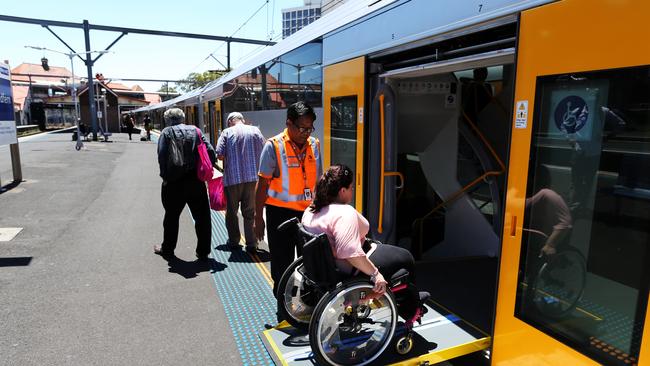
[227,112,245,125]
[164,108,185,125]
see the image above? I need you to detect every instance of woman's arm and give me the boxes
[346,256,387,294]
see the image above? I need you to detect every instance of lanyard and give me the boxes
[288,140,309,187]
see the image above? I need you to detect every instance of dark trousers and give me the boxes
[369,244,420,319]
[368,244,416,283]
[266,204,304,296]
[160,175,211,257]
[224,181,257,247]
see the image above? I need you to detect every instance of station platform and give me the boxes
[0,130,492,365]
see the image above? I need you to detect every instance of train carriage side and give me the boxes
[318,0,650,365]
[493,0,650,365]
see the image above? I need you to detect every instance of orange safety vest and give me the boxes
[266,129,323,211]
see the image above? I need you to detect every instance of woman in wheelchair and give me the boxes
[278,165,430,364]
[301,164,429,320]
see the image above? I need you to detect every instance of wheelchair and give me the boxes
[276,218,428,365]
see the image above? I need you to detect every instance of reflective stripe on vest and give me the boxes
[266,132,322,211]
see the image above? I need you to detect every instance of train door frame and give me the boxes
[322,56,366,211]
[351,20,519,366]
[492,1,650,365]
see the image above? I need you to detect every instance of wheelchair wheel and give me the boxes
[277,257,317,330]
[531,247,586,318]
[309,279,397,366]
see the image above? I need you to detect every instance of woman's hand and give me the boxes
[372,272,387,295]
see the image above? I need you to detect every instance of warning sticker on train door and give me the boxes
[515,100,528,128]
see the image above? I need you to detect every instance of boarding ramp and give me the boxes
[261,300,490,365]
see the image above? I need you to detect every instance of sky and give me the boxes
[0,0,306,92]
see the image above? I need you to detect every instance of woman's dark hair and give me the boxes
[310,164,353,213]
[287,101,317,123]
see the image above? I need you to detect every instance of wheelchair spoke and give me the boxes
[313,283,397,365]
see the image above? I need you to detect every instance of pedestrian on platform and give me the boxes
[154,108,216,260]
[143,114,152,141]
[216,112,265,252]
[254,101,323,306]
[125,113,135,140]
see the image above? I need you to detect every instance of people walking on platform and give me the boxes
[154,108,216,260]
[124,113,135,140]
[216,112,265,252]
[143,114,152,141]
[254,101,323,304]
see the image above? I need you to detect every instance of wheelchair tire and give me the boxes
[309,279,397,366]
[531,247,586,318]
[277,257,316,330]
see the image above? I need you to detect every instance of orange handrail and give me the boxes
[378,94,386,233]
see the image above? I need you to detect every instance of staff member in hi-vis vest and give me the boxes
[254,101,323,304]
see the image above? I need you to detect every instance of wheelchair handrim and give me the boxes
[314,282,397,366]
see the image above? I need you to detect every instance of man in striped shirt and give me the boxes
[216,112,266,252]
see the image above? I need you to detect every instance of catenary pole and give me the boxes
[83,20,98,141]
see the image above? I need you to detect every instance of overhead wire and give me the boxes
[184,0,271,76]
[235,32,282,65]
[270,0,276,40]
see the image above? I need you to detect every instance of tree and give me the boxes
[158,83,178,94]
[178,70,226,92]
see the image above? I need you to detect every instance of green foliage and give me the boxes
[157,83,178,94]
[178,70,226,92]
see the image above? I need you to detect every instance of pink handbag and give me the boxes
[195,128,213,182]
[208,175,226,211]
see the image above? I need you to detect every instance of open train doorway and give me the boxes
[366,56,515,343]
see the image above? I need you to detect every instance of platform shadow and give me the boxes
[214,244,271,263]
[0,256,32,267]
[0,180,23,194]
[165,256,227,279]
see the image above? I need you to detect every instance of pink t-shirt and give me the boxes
[302,204,369,274]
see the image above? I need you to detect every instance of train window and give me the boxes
[266,41,322,109]
[331,96,358,205]
[515,65,650,366]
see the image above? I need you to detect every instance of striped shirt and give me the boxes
[216,123,265,187]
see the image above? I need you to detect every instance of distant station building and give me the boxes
[281,0,348,39]
[10,63,163,131]
[10,63,77,129]
[281,1,320,39]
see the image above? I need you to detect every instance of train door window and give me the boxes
[516,65,650,366]
[331,96,357,205]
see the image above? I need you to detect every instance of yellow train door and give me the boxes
[492,0,650,365]
[323,56,365,211]
[214,98,222,137]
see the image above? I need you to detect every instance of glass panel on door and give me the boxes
[330,96,358,206]
[515,65,650,366]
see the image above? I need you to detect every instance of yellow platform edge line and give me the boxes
[389,336,492,366]
[262,329,290,366]
[252,252,274,286]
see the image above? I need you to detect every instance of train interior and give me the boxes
[374,63,515,340]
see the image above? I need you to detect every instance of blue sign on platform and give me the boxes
[0,62,17,146]
[0,77,14,121]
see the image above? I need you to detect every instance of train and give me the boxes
[132,0,650,365]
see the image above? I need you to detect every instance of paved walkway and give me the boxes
[0,131,274,365]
